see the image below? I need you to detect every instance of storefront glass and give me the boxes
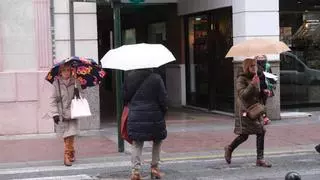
[185,7,233,112]
[280,0,320,109]
[186,15,210,108]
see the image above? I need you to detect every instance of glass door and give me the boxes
[185,8,234,112]
[185,15,210,108]
[208,8,234,112]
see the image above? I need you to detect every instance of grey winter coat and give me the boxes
[234,73,265,135]
[50,78,83,138]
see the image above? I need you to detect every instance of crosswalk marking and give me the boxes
[0,161,130,175]
[11,174,94,180]
[0,152,312,176]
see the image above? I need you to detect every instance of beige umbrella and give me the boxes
[225,38,291,58]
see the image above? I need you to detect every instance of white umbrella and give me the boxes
[101,43,176,71]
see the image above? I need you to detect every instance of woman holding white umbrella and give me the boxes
[101,43,175,180]
[124,68,168,180]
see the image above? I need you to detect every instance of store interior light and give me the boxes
[297,1,302,4]
[195,17,202,21]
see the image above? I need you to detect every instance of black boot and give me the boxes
[315,144,320,153]
[225,135,248,164]
[224,145,232,164]
[256,132,271,168]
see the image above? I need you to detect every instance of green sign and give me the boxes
[129,0,144,3]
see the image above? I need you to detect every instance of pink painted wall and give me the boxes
[0,0,54,135]
[0,72,54,135]
[0,19,3,72]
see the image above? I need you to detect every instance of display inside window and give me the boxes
[280,10,320,107]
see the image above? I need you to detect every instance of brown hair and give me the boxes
[242,58,256,73]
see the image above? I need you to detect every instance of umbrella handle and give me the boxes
[74,80,77,88]
[73,68,78,88]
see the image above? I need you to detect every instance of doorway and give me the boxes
[185,7,234,112]
[97,3,180,124]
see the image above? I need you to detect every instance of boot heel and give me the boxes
[224,145,232,164]
[256,159,272,168]
[64,153,72,166]
[151,173,161,179]
[151,167,161,179]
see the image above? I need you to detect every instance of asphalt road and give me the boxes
[1,151,320,180]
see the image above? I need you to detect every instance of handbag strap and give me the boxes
[73,78,82,99]
[129,74,151,103]
[57,79,64,120]
[130,74,151,103]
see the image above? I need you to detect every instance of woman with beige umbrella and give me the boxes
[224,58,272,167]
[224,38,290,167]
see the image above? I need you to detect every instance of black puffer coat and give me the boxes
[123,69,168,141]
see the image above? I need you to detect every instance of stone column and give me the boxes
[53,0,100,130]
[73,2,100,130]
[232,0,281,120]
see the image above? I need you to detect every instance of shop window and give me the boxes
[281,55,297,70]
[123,28,136,45]
[148,22,166,44]
[280,4,320,107]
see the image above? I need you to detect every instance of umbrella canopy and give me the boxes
[46,56,106,88]
[225,38,291,58]
[101,43,176,71]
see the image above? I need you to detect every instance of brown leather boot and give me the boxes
[130,169,141,180]
[151,165,162,179]
[64,137,72,166]
[256,159,272,168]
[69,136,75,162]
[224,145,232,164]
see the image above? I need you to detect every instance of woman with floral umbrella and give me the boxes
[46,56,106,88]
[45,56,106,166]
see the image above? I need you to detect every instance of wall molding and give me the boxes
[33,0,53,70]
[0,22,3,72]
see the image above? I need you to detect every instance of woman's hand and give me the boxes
[53,116,60,124]
[264,89,272,97]
[251,74,260,85]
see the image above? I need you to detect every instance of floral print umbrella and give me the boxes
[46,56,106,88]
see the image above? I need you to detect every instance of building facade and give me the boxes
[1,0,319,135]
[0,0,100,135]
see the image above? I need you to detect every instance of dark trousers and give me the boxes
[229,131,265,160]
[260,92,268,118]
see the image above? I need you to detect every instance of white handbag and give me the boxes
[71,96,92,119]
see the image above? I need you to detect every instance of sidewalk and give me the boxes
[0,109,319,164]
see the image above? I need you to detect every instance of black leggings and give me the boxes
[229,132,265,160]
